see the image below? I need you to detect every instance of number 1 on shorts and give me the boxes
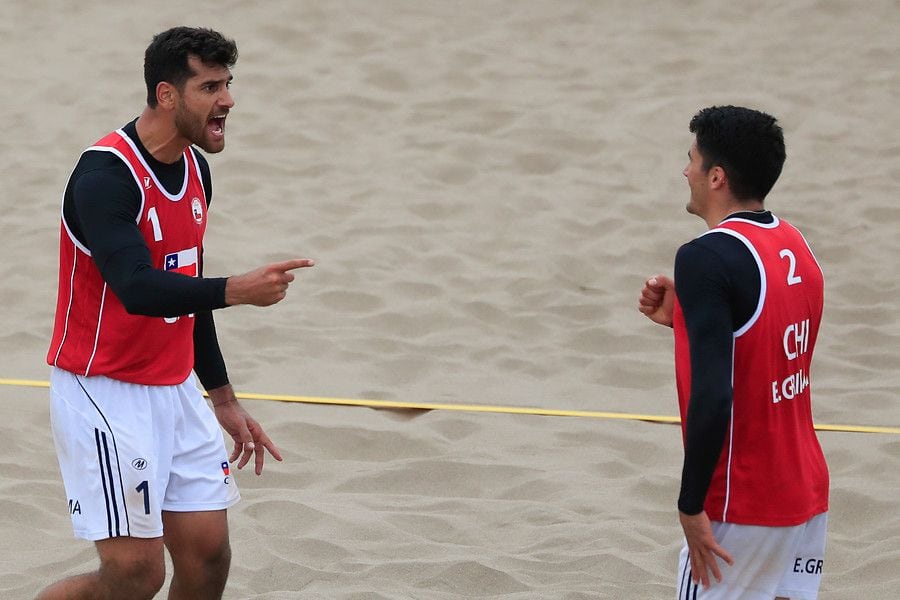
[136,480,150,515]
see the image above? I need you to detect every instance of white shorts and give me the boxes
[676,513,827,600]
[49,367,240,541]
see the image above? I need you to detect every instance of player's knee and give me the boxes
[99,554,165,599]
[201,538,231,580]
[176,538,231,585]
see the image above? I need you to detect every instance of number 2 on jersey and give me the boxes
[779,249,802,286]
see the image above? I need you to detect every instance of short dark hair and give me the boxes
[144,26,238,107]
[689,105,786,201]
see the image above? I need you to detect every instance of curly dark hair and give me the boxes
[689,105,786,201]
[144,26,238,107]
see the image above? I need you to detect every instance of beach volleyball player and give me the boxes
[41,27,313,599]
[639,106,829,599]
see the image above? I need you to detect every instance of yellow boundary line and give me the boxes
[2,378,898,435]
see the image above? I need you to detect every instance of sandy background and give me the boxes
[1,0,898,598]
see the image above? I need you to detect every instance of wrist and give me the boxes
[223,277,237,306]
[207,384,237,407]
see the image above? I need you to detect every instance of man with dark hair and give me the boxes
[41,26,313,599]
[639,105,829,599]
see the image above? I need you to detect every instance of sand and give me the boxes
[1,0,898,598]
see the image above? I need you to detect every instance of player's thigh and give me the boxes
[775,513,827,600]
[49,369,173,540]
[163,378,239,512]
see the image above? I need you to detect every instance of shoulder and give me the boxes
[685,229,758,270]
[676,232,745,268]
[73,149,137,187]
[70,149,140,196]
[70,150,142,215]
[675,231,760,295]
[76,148,132,172]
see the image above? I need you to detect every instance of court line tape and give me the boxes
[2,377,898,435]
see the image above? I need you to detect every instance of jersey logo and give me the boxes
[131,458,148,470]
[164,247,198,277]
[191,197,204,224]
[143,176,153,190]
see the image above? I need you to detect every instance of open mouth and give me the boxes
[208,114,226,137]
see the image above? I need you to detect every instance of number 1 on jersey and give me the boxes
[147,207,163,242]
[779,249,802,286]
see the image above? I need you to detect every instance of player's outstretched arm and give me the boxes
[638,274,675,327]
[225,258,315,307]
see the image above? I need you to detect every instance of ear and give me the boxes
[708,165,727,190]
[156,82,178,110]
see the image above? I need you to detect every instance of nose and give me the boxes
[220,87,235,109]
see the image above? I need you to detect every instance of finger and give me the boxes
[229,440,241,463]
[714,544,735,567]
[253,434,283,475]
[642,285,663,299]
[709,552,724,584]
[639,293,661,307]
[263,437,283,462]
[237,441,255,470]
[638,297,661,312]
[692,551,710,588]
[231,422,256,470]
[271,258,315,273]
[254,443,265,475]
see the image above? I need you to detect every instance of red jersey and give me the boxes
[47,129,208,385]
[673,215,829,526]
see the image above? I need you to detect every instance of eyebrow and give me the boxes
[200,74,233,86]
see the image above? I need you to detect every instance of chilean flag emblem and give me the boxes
[164,247,198,277]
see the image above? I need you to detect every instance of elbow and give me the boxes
[114,282,163,317]
[119,292,156,316]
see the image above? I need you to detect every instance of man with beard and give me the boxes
[42,27,313,599]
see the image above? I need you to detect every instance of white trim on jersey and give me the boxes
[62,142,151,254]
[57,165,92,256]
[52,245,80,368]
[723,336,736,522]
[699,227,767,337]
[83,143,148,226]
[187,146,206,202]
[114,129,190,202]
[84,282,108,376]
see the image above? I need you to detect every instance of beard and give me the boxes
[174,100,224,154]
